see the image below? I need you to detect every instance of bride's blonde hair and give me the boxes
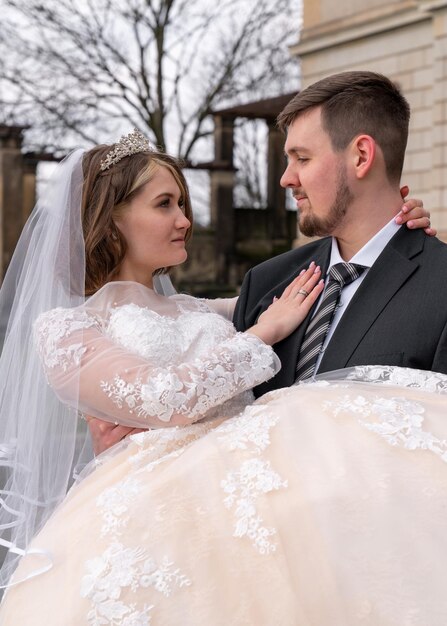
[81,146,193,295]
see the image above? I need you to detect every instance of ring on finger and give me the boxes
[298,288,309,297]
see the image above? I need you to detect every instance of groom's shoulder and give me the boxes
[422,234,447,274]
[389,226,447,258]
[250,237,330,277]
[424,232,447,255]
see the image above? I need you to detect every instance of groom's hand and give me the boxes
[86,416,147,455]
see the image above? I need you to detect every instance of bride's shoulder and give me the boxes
[33,306,103,370]
[34,306,102,340]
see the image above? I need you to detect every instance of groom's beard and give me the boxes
[298,165,353,238]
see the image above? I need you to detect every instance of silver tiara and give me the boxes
[100,128,154,171]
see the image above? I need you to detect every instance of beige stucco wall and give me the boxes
[292,0,447,240]
[304,0,401,29]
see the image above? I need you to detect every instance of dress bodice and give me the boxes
[34,283,280,428]
[105,299,238,364]
[103,297,256,420]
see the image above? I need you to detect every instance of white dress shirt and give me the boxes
[314,218,401,373]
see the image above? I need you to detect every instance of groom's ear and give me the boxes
[350,134,376,180]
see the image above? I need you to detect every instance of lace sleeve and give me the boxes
[34,307,280,428]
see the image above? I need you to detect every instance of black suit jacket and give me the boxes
[233,228,447,397]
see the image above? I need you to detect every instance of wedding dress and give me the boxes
[1,280,446,626]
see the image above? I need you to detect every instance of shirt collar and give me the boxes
[329,217,401,270]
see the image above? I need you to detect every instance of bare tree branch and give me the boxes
[0,0,300,162]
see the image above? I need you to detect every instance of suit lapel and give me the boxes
[319,228,424,372]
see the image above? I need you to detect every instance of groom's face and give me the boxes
[281,106,353,238]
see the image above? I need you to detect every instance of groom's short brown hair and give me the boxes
[277,71,410,183]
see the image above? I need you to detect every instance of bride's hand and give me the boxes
[396,187,436,236]
[247,263,324,346]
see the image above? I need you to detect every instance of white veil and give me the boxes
[0,148,178,589]
[0,150,91,587]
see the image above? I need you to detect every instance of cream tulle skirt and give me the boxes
[1,366,447,625]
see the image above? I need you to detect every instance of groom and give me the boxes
[233,70,447,397]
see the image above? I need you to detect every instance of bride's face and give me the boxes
[115,166,191,285]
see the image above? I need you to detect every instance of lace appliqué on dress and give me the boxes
[83,472,191,623]
[221,458,287,555]
[106,301,234,364]
[325,393,447,463]
[346,365,447,393]
[217,404,286,554]
[34,307,100,372]
[106,304,184,364]
[217,405,280,454]
[128,422,214,472]
[100,334,277,423]
[81,543,190,626]
[96,477,143,538]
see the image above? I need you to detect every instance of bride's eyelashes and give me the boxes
[158,196,185,210]
[158,196,172,207]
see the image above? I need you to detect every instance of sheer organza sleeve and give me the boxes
[34,306,280,428]
[203,296,238,321]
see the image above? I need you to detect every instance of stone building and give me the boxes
[292,0,447,241]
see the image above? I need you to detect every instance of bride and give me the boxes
[0,131,445,625]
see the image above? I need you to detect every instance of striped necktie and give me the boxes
[295,262,367,381]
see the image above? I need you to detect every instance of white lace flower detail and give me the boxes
[221,458,287,555]
[107,301,234,364]
[97,477,142,537]
[138,555,191,596]
[324,394,372,418]
[363,397,447,462]
[107,304,183,364]
[347,365,447,393]
[294,378,332,388]
[325,393,447,463]
[100,334,278,424]
[34,307,100,371]
[217,406,280,453]
[129,422,214,471]
[81,543,190,626]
